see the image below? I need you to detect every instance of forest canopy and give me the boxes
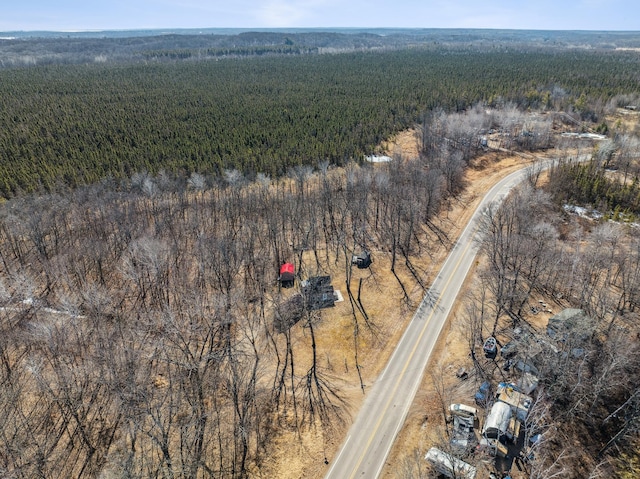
[0,45,639,196]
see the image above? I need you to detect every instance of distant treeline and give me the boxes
[0,31,401,67]
[141,45,319,60]
[3,29,640,68]
[0,47,639,196]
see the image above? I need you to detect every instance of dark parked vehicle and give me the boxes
[475,381,492,407]
[483,337,498,359]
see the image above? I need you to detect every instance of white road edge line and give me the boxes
[326,435,351,477]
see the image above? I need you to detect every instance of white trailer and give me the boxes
[424,447,477,479]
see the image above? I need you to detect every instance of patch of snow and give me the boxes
[1,298,85,318]
[365,155,393,163]
[560,132,606,140]
[564,204,639,228]
[563,204,602,220]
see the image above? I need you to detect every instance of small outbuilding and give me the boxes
[351,250,372,269]
[278,262,295,288]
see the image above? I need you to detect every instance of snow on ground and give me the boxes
[563,204,639,228]
[365,155,393,163]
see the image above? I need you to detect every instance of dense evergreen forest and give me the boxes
[1,45,640,196]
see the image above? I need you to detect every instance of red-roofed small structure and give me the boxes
[278,262,295,288]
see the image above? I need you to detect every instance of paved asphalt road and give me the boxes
[325,162,548,479]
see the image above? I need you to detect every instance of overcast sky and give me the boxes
[2,0,638,32]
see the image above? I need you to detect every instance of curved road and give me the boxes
[325,161,551,479]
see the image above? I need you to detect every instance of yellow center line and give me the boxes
[346,223,480,479]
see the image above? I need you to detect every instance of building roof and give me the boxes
[496,383,532,421]
[278,262,295,284]
[352,250,372,268]
[280,262,294,275]
[302,276,336,310]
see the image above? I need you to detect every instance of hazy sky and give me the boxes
[2,0,638,32]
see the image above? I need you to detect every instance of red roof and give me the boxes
[280,263,294,275]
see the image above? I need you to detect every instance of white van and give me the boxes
[450,403,478,420]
